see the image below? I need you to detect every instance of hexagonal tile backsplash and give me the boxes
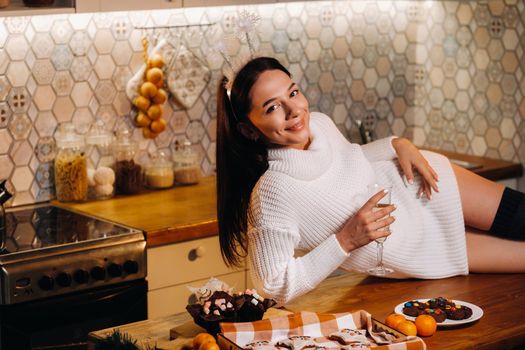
[0,0,524,206]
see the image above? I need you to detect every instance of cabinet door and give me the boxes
[147,236,244,290]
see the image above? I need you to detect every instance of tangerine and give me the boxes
[385,313,406,329]
[198,342,220,350]
[397,320,417,336]
[415,314,437,337]
[193,333,215,350]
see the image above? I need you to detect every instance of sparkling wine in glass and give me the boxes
[367,183,394,276]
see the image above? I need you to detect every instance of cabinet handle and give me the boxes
[188,246,206,261]
[195,246,206,258]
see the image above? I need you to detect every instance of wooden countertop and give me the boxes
[53,176,218,247]
[88,272,525,349]
[54,151,522,248]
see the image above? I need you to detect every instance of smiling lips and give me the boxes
[286,119,305,132]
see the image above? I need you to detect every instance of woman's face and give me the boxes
[247,69,310,150]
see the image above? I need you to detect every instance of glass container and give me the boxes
[54,123,88,202]
[85,119,115,200]
[145,151,174,189]
[0,179,12,253]
[172,139,201,186]
[114,128,142,195]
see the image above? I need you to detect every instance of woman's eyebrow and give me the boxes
[262,82,296,108]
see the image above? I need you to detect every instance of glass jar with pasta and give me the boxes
[53,123,88,202]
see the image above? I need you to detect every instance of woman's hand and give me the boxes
[392,137,439,200]
[336,190,396,253]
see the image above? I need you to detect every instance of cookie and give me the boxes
[402,300,428,317]
[276,335,316,349]
[422,308,447,323]
[328,329,369,345]
[245,340,277,350]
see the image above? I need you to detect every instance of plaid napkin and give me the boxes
[220,310,426,349]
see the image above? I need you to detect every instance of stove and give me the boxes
[0,204,146,305]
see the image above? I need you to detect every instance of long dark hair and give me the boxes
[216,57,291,267]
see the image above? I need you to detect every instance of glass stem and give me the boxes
[377,242,384,268]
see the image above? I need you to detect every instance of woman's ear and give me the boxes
[237,122,260,141]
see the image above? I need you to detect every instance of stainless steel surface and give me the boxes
[0,204,146,305]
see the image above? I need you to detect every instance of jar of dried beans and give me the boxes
[114,128,142,195]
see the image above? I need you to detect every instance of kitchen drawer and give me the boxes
[147,271,246,318]
[147,236,243,290]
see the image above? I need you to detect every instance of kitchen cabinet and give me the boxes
[182,0,273,7]
[76,0,181,13]
[147,235,248,318]
[0,0,74,16]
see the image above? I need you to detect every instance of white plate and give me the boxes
[393,299,483,327]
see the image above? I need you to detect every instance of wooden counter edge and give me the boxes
[424,148,523,181]
[146,220,218,247]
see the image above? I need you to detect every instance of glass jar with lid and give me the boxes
[172,139,201,186]
[114,127,142,195]
[85,119,115,200]
[54,123,88,202]
[145,150,174,189]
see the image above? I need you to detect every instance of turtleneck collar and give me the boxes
[267,115,333,180]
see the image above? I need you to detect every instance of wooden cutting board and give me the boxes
[88,308,291,350]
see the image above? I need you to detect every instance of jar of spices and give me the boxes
[85,119,115,200]
[54,123,88,202]
[172,139,201,186]
[145,151,174,189]
[114,128,142,195]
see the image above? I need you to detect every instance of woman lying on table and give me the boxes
[215,56,525,305]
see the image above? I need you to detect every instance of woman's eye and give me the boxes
[266,104,280,114]
[290,89,299,97]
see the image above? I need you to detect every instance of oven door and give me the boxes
[0,279,147,350]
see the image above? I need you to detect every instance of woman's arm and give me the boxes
[247,226,349,305]
[247,190,396,305]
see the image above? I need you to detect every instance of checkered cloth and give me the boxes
[220,310,426,349]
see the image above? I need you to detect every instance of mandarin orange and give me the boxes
[397,320,418,336]
[192,333,215,350]
[198,342,220,350]
[385,313,406,329]
[415,314,437,337]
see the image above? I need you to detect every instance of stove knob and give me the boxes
[90,266,106,281]
[38,275,54,291]
[123,260,139,274]
[56,272,72,287]
[107,263,122,278]
[73,269,89,284]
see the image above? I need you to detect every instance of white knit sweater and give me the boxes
[247,112,468,305]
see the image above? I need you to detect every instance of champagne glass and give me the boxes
[367,183,394,276]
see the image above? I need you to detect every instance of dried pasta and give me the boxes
[54,152,88,201]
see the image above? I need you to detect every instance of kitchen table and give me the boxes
[89,272,525,349]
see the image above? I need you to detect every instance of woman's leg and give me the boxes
[451,163,505,230]
[467,229,525,273]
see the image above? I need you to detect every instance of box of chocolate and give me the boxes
[185,278,276,335]
[217,310,426,350]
